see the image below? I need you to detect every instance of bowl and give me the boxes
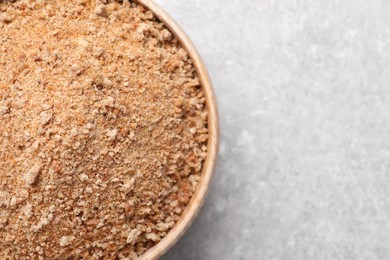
[133,0,219,259]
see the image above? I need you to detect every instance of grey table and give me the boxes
[156,1,390,259]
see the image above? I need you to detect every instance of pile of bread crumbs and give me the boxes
[0,0,208,259]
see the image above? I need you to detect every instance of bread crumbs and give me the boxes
[0,0,208,259]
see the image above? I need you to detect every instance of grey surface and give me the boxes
[155,1,390,259]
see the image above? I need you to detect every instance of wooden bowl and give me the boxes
[133,0,219,259]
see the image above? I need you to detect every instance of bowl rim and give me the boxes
[133,0,220,259]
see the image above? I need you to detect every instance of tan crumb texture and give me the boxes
[0,0,208,259]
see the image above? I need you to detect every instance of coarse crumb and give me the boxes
[24,163,42,186]
[0,0,208,259]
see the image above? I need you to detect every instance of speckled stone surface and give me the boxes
[155,1,390,259]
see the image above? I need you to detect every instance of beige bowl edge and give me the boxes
[133,0,220,259]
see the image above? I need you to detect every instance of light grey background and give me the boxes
[155,1,390,259]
